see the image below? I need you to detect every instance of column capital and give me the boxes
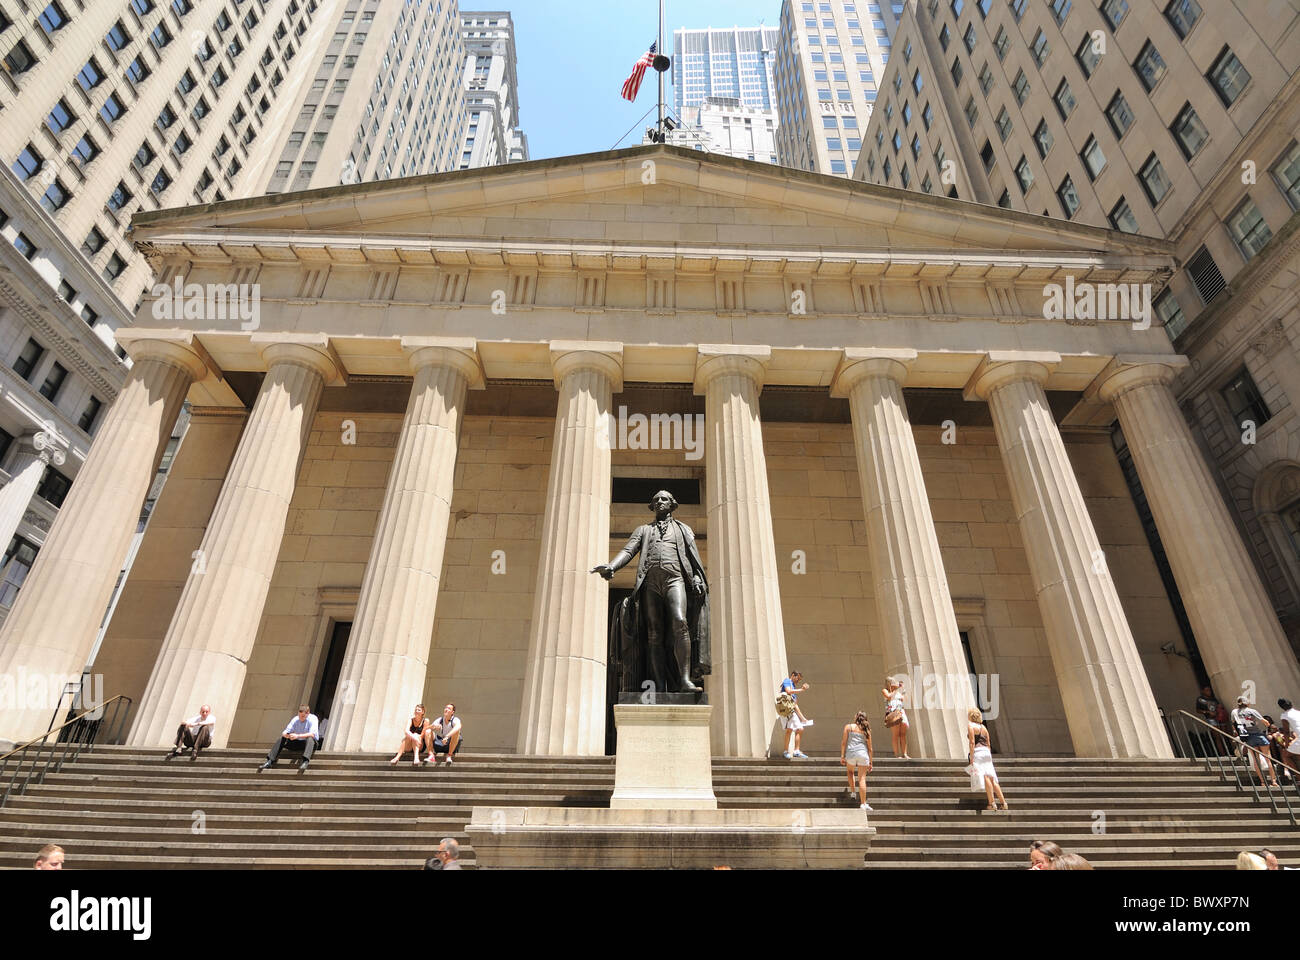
[693,344,772,394]
[16,429,67,467]
[549,340,623,391]
[964,350,1061,400]
[1087,355,1190,404]
[400,336,485,389]
[115,330,215,382]
[253,333,347,386]
[830,347,917,398]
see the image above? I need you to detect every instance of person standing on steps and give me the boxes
[778,670,812,759]
[840,711,874,812]
[1231,696,1278,787]
[1277,698,1300,781]
[390,703,430,767]
[967,707,1008,811]
[882,676,911,759]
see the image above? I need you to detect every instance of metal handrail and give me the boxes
[0,695,133,808]
[1170,709,1299,827]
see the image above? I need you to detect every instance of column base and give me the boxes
[465,806,875,869]
[611,703,716,809]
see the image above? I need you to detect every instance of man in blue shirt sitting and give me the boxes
[259,704,320,772]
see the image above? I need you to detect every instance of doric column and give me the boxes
[129,336,343,748]
[969,353,1171,758]
[517,342,622,756]
[694,344,790,758]
[832,349,972,759]
[1095,357,1300,716]
[0,430,67,557]
[325,338,483,752]
[0,334,207,744]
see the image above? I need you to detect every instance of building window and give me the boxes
[1221,368,1270,429]
[912,69,923,94]
[1033,119,1053,158]
[13,339,44,380]
[1080,136,1106,180]
[78,397,103,433]
[0,538,39,609]
[1049,0,1072,24]
[911,133,922,159]
[103,252,126,282]
[1015,155,1034,193]
[77,59,105,92]
[126,56,150,86]
[1012,69,1029,105]
[1208,47,1250,107]
[36,467,70,507]
[951,58,964,87]
[57,280,76,303]
[978,62,994,95]
[99,93,125,125]
[1057,175,1080,218]
[12,145,42,181]
[38,362,67,401]
[12,233,36,260]
[1109,197,1139,233]
[1270,141,1300,210]
[963,23,977,54]
[1164,0,1201,39]
[38,2,69,34]
[106,21,130,52]
[1154,287,1186,337]
[106,181,131,212]
[922,102,933,129]
[995,106,1012,141]
[938,25,950,52]
[1139,153,1172,206]
[1106,90,1134,138]
[1030,29,1050,66]
[1009,0,1027,21]
[80,304,97,326]
[133,141,155,170]
[980,139,995,172]
[4,40,37,76]
[1134,41,1166,92]
[1170,102,1209,160]
[40,179,70,214]
[921,173,933,193]
[993,26,1009,61]
[964,96,978,128]
[150,170,172,195]
[1186,245,1226,303]
[1101,0,1129,30]
[46,99,75,134]
[900,164,911,187]
[1053,79,1076,119]
[1228,198,1273,261]
[1076,34,1101,77]
[82,227,105,257]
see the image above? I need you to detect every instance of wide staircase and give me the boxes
[1,746,1296,868]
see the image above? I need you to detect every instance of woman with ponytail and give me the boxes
[840,711,875,812]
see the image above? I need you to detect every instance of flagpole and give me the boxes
[657,0,666,138]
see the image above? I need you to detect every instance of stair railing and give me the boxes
[1170,709,1298,827]
[0,695,133,808]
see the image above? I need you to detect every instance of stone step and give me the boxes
[0,852,466,870]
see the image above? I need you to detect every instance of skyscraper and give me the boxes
[773,0,901,175]
[457,10,528,169]
[673,26,781,114]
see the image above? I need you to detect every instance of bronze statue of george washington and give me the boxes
[591,490,710,696]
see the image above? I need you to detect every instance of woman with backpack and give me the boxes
[1231,696,1279,787]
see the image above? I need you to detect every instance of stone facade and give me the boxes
[6,145,1282,758]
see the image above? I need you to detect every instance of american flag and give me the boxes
[621,41,656,102]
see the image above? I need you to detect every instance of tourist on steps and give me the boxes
[1029,840,1063,870]
[390,703,430,767]
[1230,696,1278,787]
[778,669,812,759]
[882,675,911,759]
[1276,698,1300,780]
[33,844,64,869]
[967,707,1008,811]
[840,710,874,812]
[167,703,215,761]
[258,704,320,772]
[425,703,462,766]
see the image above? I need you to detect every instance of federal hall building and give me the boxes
[2,145,1298,762]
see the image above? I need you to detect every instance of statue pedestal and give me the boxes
[610,703,716,810]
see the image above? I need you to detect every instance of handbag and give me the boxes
[885,708,904,727]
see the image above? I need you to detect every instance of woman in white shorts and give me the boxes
[840,711,874,812]
[779,670,812,759]
[882,676,911,759]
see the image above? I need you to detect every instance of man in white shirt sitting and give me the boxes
[425,703,462,766]
[259,705,320,772]
[168,704,215,761]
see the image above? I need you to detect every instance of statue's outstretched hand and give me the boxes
[590,564,614,580]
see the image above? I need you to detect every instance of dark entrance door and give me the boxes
[959,629,1000,752]
[312,620,352,730]
[605,588,632,755]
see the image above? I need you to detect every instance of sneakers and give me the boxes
[860,803,873,812]
[792,751,810,759]
[783,751,793,759]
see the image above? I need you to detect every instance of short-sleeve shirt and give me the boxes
[780,677,798,701]
[185,714,216,736]
[430,716,461,741]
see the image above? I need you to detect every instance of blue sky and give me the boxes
[491,1,783,159]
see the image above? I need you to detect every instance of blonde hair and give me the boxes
[1054,852,1093,870]
[1236,851,1268,870]
[968,707,983,723]
[35,844,63,862]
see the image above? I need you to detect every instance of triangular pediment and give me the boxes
[132,145,1173,266]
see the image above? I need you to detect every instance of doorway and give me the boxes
[311,620,352,729]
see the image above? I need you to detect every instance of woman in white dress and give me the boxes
[967,707,1008,811]
[840,711,874,812]
[881,676,911,759]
